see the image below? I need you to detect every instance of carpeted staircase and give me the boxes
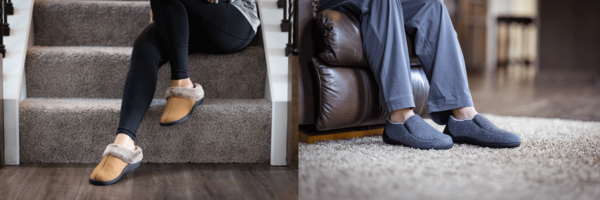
[19,0,271,163]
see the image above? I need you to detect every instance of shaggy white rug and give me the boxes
[299,114,600,200]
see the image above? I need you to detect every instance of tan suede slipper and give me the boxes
[160,83,204,126]
[89,144,143,185]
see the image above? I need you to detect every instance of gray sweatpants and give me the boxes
[318,0,473,125]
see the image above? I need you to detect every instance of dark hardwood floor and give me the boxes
[0,163,298,200]
[467,67,600,121]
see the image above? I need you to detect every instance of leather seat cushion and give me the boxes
[311,57,431,131]
[311,57,386,131]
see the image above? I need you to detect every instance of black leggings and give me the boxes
[117,0,255,141]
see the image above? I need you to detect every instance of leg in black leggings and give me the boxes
[117,1,255,141]
[150,0,255,79]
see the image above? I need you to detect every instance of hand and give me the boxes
[207,0,219,3]
[149,10,154,23]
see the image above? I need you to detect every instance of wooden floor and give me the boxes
[0,163,298,200]
[468,67,600,122]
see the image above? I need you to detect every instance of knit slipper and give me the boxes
[444,114,521,148]
[89,144,143,185]
[382,115,454,150]
[160,83,204,126]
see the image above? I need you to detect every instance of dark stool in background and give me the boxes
[496,17,535,69]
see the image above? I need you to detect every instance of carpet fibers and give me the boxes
[21,0,271,163]
[299,114,600,200]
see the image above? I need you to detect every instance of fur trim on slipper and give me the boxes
[103,144,143,164]
[164,83,204,101]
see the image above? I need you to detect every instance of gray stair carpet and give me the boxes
[33,0,261,46]
[21,0,271,163]
[20,98,271,163]
[25,46,266,99]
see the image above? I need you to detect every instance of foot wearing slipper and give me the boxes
[160,82,204,126]
[383,115,454,150]
[444,114,521,148]
[89,144,143,185]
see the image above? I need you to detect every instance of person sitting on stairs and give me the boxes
[89,0,260,185]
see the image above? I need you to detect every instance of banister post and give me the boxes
[2,0,8,36]
[280,0,290,32]
[4,0,11,15]
[286,0,298,171]
[0,0,6,57]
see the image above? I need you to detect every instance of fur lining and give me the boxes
[164,83,204,101]
[103,144,143,164]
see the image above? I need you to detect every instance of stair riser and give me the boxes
[33,1,261,47]
[19,99,272,163]
[25,47,266,99]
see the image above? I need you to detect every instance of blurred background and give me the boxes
[443,0,600,121]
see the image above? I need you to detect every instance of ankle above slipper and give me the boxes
[160,83,204,126]
[444,114,521,148]
[89,144,143,185]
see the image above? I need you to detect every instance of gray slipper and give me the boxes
[383,115,453,150]
[444,114,521,148]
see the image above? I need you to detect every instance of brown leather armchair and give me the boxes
[298,0,430,134]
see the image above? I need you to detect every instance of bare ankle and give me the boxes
[114,134,136,150]
[171,78,194,88]
[452,107,478,120]
[389,108,415,123]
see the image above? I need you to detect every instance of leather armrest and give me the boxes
[315,10,368,67]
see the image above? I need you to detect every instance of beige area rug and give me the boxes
[299,114,600,200]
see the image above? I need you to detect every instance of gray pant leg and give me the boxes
[318,0,416,113]
[401,0,473,125]
[360,0,416,113]
[318,0,473,125]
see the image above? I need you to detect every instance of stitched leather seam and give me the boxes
[357,70,369,125]
[313,58,326,129]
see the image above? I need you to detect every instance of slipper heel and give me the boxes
[382,130,395,145]
[442,126,461,143]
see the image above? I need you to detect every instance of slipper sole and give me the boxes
[450,136,521,148]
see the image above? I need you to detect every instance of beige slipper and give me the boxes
[160,83,205,126]
[89,144,143,185]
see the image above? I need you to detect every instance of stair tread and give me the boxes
[19,97,272,163]
[20,97,271,109]
[28,46,133,52]
[25,46,267,99]
[33,1,261,47]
